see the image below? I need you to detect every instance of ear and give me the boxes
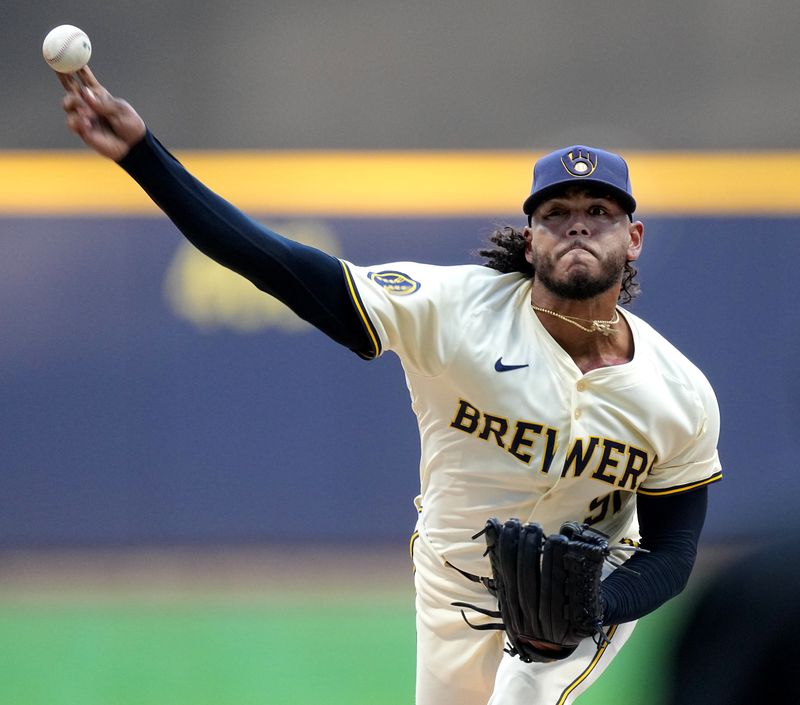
[523,226,534,265]
[626,221,644,262]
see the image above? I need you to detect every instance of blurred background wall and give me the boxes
[1,212,797,547]
[8,0,800,151]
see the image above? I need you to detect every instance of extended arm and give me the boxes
[600,487,708,625]
[57,68,373,356]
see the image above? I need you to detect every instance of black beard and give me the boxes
[532,250,626,301]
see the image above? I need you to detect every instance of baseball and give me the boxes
[42,25,92,73]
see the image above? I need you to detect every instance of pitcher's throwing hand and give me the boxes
[57,67,145,161]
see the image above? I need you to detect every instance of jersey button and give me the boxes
[576,381,587,392]
[574,408,582,419]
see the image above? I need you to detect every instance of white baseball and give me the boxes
[42,25,92,73]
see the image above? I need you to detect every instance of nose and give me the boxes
[567,220,590,237]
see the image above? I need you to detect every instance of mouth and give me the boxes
[560,241,597,258]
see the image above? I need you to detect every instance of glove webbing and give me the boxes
[452,520,644,662]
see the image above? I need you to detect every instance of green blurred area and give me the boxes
[0,590,695,705]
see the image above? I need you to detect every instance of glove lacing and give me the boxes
[452,534,648,649]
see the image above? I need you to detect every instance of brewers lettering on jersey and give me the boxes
[57,67,722,705]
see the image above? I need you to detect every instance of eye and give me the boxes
[588,204,609,216]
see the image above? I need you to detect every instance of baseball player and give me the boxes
[57,68,722,705]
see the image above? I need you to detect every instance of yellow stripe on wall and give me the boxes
[1,150,798,216]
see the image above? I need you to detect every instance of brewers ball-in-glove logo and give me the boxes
[561,149,598,177]
[368,271,421,295]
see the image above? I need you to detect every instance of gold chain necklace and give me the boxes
[531,304,620,336]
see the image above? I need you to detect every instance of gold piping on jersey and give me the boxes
[409,530,420,560]
[555,624,619,705]
[339,260,382,359]
[637,471,723,496]
[409,530,420,573]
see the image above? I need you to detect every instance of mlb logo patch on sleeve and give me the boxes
[368,270,421,295]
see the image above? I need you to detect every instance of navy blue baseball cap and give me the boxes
[522,145,636,217]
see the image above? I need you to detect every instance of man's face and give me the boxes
[525,187,643,300]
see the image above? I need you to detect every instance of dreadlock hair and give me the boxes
[478,225,641,305]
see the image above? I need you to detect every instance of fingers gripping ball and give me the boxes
[43,25,92,73]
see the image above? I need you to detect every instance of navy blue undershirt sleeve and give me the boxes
[117,130,374,357]
[600,486,708,625]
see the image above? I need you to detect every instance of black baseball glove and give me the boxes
[454,518,611,663]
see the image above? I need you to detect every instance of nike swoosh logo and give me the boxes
[494,357,529,372]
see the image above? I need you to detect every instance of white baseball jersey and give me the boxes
[342,261,722,578]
